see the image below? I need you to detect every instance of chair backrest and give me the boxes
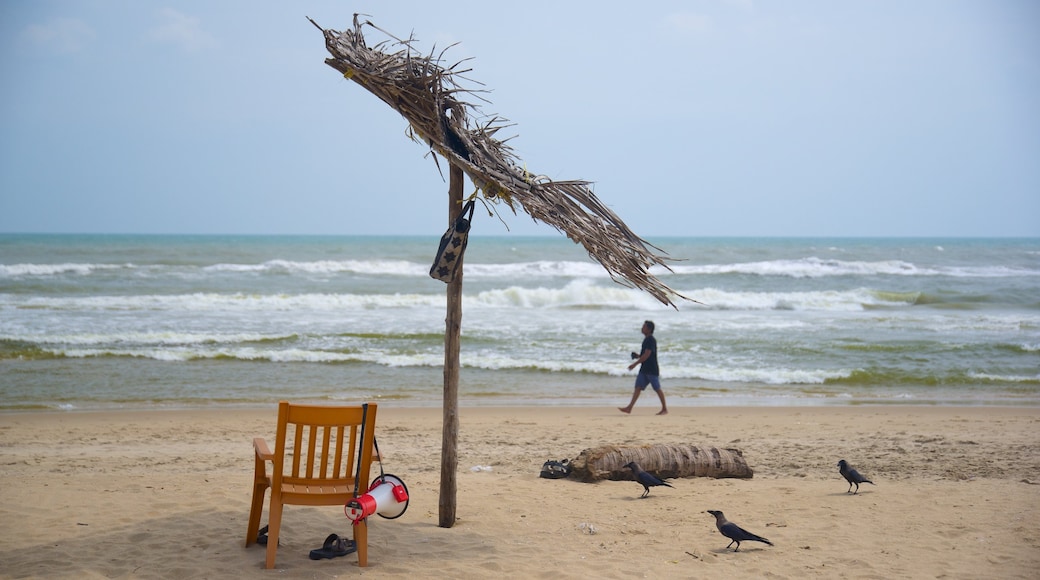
[271,401,378,500]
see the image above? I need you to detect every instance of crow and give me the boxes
[706,510,773,552]
[837,459,874,494]
[623,461,673,498]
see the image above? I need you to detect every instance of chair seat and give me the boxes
[282,482,353,494]
[280,482,355,501]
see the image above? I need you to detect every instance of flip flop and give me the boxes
[539,459,572,479]
[256,525,270,545]
[309,533,357,560]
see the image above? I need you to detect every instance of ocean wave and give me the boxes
[669,257,1040,278]
[6,256,1035,281]
[969,372,1040,384]
[375,351,857,385]
[0,338,848,386]
[7,339,1036,391]
[0,283,925,313]
[829,368,1040,386]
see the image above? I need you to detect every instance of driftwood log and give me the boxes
[568,444,753,483]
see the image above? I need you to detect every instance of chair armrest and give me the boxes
[253,437,273,461]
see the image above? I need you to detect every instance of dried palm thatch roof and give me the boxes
[309,15,685,307]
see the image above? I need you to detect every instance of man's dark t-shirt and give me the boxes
[640,335,659,376]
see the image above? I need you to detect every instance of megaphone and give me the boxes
[345,474,409,522]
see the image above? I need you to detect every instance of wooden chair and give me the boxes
[246,401,378,569]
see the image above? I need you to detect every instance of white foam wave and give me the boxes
[203,259,610,279]
[56,346,364,363]
[60,347,194,362]
[465,261,608,278]
[921,314,1040,333]
[470,279,662,309]
[50,345,456,366]
[8,331,292,347]
[679,287,914,311]
[668,364,851,384]
[0,263,126,276]
[4,292,441,311]
[205,259,426,277]
[969,372,1040,384]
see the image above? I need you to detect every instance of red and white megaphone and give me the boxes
[345,474,409,523]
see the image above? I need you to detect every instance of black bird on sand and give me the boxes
[706,510,773,552]
[837,459,874,494]
[623,462,673,498]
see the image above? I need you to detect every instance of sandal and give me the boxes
[309,533,357,560]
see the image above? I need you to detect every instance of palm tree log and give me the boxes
[568,444,753,482]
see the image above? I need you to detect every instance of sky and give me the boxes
[1,1,1037,238]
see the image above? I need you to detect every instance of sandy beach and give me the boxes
[1,405,1038,579]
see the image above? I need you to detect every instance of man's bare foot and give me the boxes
[618,407,631,414]
[656,409,668,415]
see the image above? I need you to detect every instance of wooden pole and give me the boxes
[439,163,464,528]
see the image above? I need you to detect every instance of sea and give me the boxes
[1,234,1038,411]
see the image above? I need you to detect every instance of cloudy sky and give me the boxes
[1,1,1037,237]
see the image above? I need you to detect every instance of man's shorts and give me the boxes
[635,372,661,391]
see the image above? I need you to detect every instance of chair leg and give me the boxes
[265,499,284,569]
[354,519,369,567]
[245,480,268,547]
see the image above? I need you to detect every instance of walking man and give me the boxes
[619,320,668,415]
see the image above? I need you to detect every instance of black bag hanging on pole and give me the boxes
[430,199,476,283]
